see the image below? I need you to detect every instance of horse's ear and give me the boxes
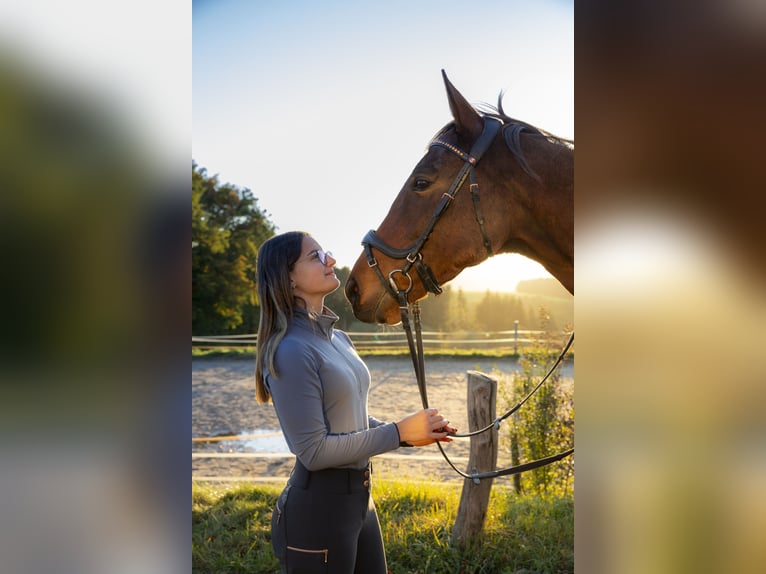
[442,70,483,141]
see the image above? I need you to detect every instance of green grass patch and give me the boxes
[192,347,256,360]
[192,479,573,573]
[192,481,282,573]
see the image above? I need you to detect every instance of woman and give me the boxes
[255,231,456,574]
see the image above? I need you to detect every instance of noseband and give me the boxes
[362,116,502,302]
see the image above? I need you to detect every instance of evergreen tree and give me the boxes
[419,286,453,331]
[448,288,475,331]
[474,290,497,331]
[474,290,536,332]
[506,293,530,330]
[324,266,357,331]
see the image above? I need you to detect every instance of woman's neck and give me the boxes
[295,297,324,316]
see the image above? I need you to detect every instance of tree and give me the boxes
[448,288,475,331]
[192,162,275,334]
[324,266,357,331]
[474,291,529,331]
[418,286,454,331]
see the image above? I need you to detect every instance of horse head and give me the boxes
[346,71,573,324]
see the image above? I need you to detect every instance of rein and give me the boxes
[362,115,574,482]
[402,299,574,483]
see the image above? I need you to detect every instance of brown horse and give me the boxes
[345,71,573,324]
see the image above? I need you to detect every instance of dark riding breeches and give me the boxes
[271,460,387,574]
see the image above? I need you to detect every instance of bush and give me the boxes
[500,311,574,496]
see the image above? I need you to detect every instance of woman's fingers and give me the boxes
[396,408,458,444]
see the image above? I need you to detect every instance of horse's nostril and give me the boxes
[345,277,358,304]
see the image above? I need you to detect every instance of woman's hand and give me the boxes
[395,408,457,446]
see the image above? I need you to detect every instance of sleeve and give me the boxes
[269,338,400,471]
[368,415,387,429]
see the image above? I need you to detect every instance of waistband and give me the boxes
[289,459,372,494]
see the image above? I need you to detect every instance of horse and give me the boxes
[345,71,573,324]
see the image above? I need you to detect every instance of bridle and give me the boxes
[362,116,501,301]
[361,116,574,482]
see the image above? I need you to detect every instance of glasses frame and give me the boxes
[306,249,332,267]
[315,250,333,266]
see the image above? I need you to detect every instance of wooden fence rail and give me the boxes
[192,329,569,353]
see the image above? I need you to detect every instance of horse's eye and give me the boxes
[413,177,430,192]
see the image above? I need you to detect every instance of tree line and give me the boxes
[192,162,274,335]
[192,162,570,335]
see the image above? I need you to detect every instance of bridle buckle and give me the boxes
[360,116,502,305]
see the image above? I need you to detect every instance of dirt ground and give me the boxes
[192,355,573,486]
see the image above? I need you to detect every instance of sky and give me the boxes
[193,0,573,292]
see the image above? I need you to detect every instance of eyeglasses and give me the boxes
[309,249,333,266]
[317,250,333,266]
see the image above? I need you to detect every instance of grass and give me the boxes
[192,346,256,360]
[192,479,573,574]
[192,482,282,573]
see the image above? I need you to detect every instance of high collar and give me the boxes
[293,306,339,339]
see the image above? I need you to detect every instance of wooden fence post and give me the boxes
[452,370,498,546]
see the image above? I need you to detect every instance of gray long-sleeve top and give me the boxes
[264,307,401,471]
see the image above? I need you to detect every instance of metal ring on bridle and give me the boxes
[388,269,413,293]
[361,117,501,303]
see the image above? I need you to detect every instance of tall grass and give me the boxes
[192,479,573,573]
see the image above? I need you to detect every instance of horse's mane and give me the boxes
[479,93,573,146]
[431,93,572,182]
[477,94,573,181]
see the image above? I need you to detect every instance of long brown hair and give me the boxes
[254,231,308,403]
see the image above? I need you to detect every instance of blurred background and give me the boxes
[0,0,764,572]
[0,1,189,572]
[576,1,766,573]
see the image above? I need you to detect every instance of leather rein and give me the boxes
[361,116,574,482]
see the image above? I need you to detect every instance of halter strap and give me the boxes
[362,116,502,300]
[430,117,500,258]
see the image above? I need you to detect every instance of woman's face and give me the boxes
[289,236,340,304]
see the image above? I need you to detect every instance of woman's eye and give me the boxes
[413,178,430,192]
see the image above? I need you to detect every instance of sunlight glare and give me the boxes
[446,253,552,293]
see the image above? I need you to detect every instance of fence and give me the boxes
[192,327,569,355]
